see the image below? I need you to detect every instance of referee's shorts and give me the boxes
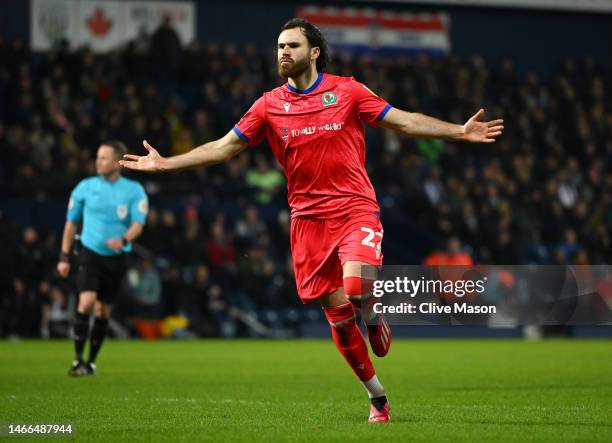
[76,246,127,304]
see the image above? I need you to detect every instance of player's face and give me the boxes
[277,28,313,78]
[96,145,120,176]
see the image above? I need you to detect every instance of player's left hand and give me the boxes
[461,109,504,143]
[119,140,165,172]
[106,238,123,251]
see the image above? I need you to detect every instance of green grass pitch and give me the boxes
[1,339,611,442]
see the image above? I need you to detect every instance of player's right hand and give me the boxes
[118,140,166,172]
[57,261,70,278]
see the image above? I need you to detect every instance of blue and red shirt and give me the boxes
[234,72,391,218]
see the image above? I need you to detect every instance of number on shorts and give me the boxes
[361,227,383,260]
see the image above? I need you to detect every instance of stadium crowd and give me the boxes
[0,28,610,338]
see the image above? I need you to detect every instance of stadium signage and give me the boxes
[30,0,196,52]
[350,0,612,14]
[298,6,450,54]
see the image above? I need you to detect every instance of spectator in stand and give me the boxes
[424,237,474,266]
[246,154,285,205]
[10,227,49,337]
[125,257,162,320]
[40,284,71,339]
[235,205,267,250]
[206,214,237,290]
[150,15,182,82]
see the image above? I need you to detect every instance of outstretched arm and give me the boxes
[380,108,504,143]
[119,129,248,172]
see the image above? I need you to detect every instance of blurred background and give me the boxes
[0,0,611,340]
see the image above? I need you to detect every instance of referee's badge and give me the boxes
[116,204,128,219]
[321,91,337,107]
[138,197,148,214]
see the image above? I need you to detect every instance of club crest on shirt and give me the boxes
[279,127,289,141]
[321,91,337,107]
[116,204,128,220]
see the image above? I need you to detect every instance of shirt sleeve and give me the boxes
[349,79,392,128]
[66,180,87,223]
[233,96,267,146]
[130,184,148,225]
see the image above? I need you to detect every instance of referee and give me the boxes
[57,141,148,376]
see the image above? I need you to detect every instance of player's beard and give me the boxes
[278,55,310,79]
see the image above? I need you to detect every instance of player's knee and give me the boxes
[94,302,111,319]
[78,303,94,315]
[318,286,348,308]
[323,303,361,346]
[78,293,96,314]
[343,276,375,307]
[323,303,356,329]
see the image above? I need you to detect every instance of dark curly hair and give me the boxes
[280,18,329,72]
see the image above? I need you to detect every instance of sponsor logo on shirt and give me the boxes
[282,101,291,112]
[321,91,337,107]
[279,127,289,141]
[290,121,344,138]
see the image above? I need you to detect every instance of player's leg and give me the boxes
[85,301,112,375]
[343,261,391,358]
[291,216,389,422]
[319,287,376,381]
[84,252,125,374]
[70,247,101,375]
[319,287,390,423]
[337,212,391,358]
[69,291,96,376]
